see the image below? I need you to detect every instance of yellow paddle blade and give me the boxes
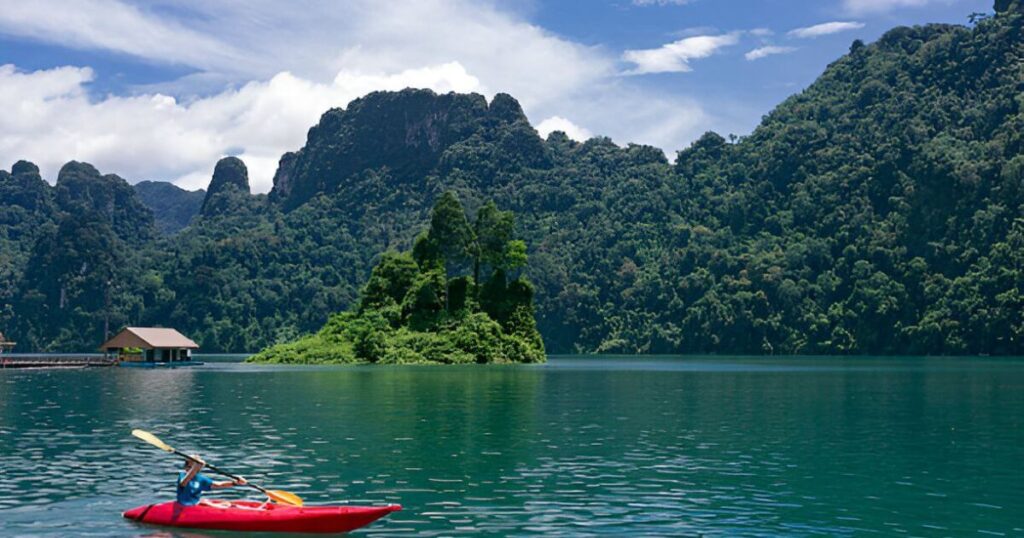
[132,429,175,453]
[266,489,303,507]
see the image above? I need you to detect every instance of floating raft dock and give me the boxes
[117,360,204,368]
[0,355,117,369]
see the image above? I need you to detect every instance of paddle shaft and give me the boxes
[174,449,273,497]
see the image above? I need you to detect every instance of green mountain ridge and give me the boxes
[133,181,205,234]
[1,7,1021,354]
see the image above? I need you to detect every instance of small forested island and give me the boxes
[248,193,544,364]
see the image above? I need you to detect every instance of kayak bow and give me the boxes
[123,500,401,534]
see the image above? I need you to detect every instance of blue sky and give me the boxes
[0,0,992,192]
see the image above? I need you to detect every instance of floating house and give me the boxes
[100,327,200,365]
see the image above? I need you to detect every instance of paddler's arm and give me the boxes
[212,476,247,489]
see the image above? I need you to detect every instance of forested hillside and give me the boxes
[1,4,1021,354]
[133,181,204,234]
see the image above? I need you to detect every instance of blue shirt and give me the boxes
[177,472,214,506]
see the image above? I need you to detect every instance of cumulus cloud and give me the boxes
[0,0,251,75]
[745,46,797,61]
[536,116,593,141]
[842,0,946,14]
[0,0,728,190]
[622,33,740,75]
[0,0,611,109]
[789,21,865,38]
[0,63,481,192]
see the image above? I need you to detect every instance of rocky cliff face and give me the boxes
[0,161,58,307]
[0,161,54,213]
[54,161,156,244]
[268,89,536,210]
[6,161,158,351]
[201,156,252,216]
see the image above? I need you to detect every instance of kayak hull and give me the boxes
[123,500,401,534]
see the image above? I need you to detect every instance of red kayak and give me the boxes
[123,500,401,533]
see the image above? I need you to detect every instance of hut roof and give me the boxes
[100,327,199,350]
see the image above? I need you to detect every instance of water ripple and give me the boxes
[1,358,1023,536]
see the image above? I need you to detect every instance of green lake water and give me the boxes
[1,355,1022,536]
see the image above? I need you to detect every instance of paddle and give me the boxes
[131,429,303,507]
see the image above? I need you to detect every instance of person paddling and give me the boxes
[178,455,247,506]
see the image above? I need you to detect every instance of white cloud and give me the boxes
[0,0,252,75]
[536,116,593,141]
[0,0,727,190]
[788,21,866,38]
[842,0,947,14]
[745,46,797,61]
[622,33,740,75]
[0,0,613,109]
[557,83,714,150]
[0,63,481,192]
[0,64,92,110]
[749,28,774,37]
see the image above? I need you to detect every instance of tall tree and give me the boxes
[473,201,514,285]
[426,191,475,311]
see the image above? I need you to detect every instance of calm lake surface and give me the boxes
[1,355,1022,536]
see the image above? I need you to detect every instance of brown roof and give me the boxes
[100,327,199,350]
